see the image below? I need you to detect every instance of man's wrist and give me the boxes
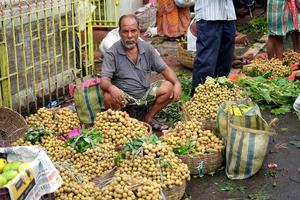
[174,82,181,88]
[107,85,115,92]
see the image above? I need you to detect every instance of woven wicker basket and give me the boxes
[163,180,186,200]
[177,42,195,69]
[177,151,224,175]
[0,107,27,147]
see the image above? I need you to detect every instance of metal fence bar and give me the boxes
[0,0,95,114]
[91,0,118,28]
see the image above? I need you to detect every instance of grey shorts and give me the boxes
[121,80,163,120]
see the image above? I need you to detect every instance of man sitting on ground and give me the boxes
[100,14,182,132]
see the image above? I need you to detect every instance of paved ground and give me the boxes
[185,111,300,200]
[153,38,300,200]
[148,14,300,200]
[92,8,300,199]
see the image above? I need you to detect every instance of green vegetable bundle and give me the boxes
[65,129,103,152]
[24,126,50,144]
[237,76,300,115]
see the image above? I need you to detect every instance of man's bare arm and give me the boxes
[161,67,182,100]
[100,76,125,104]
[100,76,114,92]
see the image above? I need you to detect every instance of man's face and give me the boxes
[119,17,140,49]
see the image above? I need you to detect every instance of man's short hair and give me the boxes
[118,14,140,30]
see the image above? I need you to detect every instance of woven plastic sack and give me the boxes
[216,100,261,139]
[226,115,276,179]
[69,76,104,124]
[135,3,157,31]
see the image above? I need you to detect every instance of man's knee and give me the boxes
[157,81,174,96]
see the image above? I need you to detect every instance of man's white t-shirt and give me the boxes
[187,18,197,52]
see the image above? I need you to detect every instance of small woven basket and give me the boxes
[0,107,27,147]
[177,151,224,175]
[177,42,195,69]
[163,180,186,200]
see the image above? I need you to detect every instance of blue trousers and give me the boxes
[191,20,236,96]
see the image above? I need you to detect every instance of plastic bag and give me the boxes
[294,94,300,112]
[144,27,158,37]
[174,0,195,8]
[76,0,96,31]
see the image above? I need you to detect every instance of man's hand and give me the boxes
[109,85,126,106]
[170,83,182,101]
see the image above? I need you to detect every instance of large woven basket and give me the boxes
[163,180,186,200]
[177,151,224,175]
[0,107,27,147]
[177,42,195,69]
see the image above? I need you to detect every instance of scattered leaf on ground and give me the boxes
[290,140,300,148]
[280,128,288,131]
[248,189,270,200]
[216,180,247,193]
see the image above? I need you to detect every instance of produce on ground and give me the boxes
[243,58,290,79]
[26,107,56,132]
[26,107,80,137]
[55,108,81,137]
[0,159,31,187]
[163,119,224,155]
[237,76,300,115]
[93,109,149,147]
[184,77,243,120]
[54,162,102,200]
[13,129,117,181]
[115,135,190,189]
[283,50,300,65]
[101,173,162,200]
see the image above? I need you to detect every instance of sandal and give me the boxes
[148,119,169,132]
[232,58,251,69]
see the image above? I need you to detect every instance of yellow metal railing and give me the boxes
[0,0,94,114]
[90,0,118,28]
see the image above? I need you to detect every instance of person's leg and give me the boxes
[215,21,236,77]
[267,35,283,59]
[191,20,222,96]
[291,31,300,52]
[143,81,173,124]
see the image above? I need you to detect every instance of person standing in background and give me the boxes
[191,0,236,96]
[156,0,191,38]
[267,0,299,59]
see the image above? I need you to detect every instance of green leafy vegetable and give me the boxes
[158,71,192,127]
[237,76,300,115]
[24,126,50,144]
[289,140,300,148]
[173,139,196,155]
[115,135,162,166]
[65,129,103,152]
